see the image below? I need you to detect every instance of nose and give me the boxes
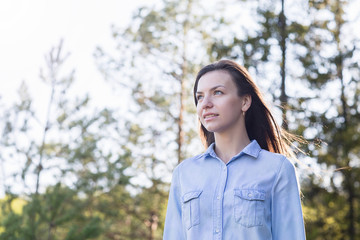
[200,95,213,109]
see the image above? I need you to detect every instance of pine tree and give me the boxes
[0,41,134,239]
[294,0,360,238]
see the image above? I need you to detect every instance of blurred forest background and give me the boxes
[0,0,359,239]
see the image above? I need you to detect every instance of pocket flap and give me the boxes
[234,189,265,201]
[182,190,202,203]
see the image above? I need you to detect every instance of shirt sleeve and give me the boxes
[163,166,185,240]
[271,157,306,240]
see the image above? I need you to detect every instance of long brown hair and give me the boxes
[194,59,298,158]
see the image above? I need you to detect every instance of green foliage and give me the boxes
[95,0,234,162]
[302,175,348,239]
[0,212,23,240]
[292,0,360,239]
[0,185,103,240]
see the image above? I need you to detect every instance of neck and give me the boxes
[214,127,251,164]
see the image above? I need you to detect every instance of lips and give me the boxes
[203,113,219,120]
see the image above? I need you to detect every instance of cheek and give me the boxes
[196,104,202,117]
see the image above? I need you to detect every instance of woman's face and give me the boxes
[195,70,247,134]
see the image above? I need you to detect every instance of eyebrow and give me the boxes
[196,85,225,94]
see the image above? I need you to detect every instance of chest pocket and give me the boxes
[234,189,266,227]
[182,190,202,230]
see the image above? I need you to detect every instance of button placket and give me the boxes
[215,163,227,239]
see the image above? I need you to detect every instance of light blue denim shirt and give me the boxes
[163,140,306,240]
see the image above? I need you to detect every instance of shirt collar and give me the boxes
[204,140,261,159]
[241,140,261,158]
[204,142,216,158]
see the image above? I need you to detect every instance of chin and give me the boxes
[204,126,221,133]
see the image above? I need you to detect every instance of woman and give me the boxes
[163,60,306,239]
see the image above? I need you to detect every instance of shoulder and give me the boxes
[170,153,208,189]
[258,148,288,164]
[257,149,296,175]
[174,153,206,172]
[258,148,285,161]
[259,150,299,191]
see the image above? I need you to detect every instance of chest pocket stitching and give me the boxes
[234,189,266,228]
[182,190,202,230]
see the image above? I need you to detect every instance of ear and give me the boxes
[241,94,252,112]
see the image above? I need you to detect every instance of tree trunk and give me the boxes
[177,0,192,164]
[334,0,354,236]
[279,0,288,130]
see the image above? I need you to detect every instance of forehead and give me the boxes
[197,70,235,91]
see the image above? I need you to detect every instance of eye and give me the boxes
[214,90,223,95]
[196,95,203,101]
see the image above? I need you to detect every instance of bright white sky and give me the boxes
[0,0,161,197]
[1,0,359,121]
[0,0,157,109]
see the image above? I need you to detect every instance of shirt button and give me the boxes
[223,166,226,171]
[217,195,220,200]
[215,229,220,233]
[248,193,252,198]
